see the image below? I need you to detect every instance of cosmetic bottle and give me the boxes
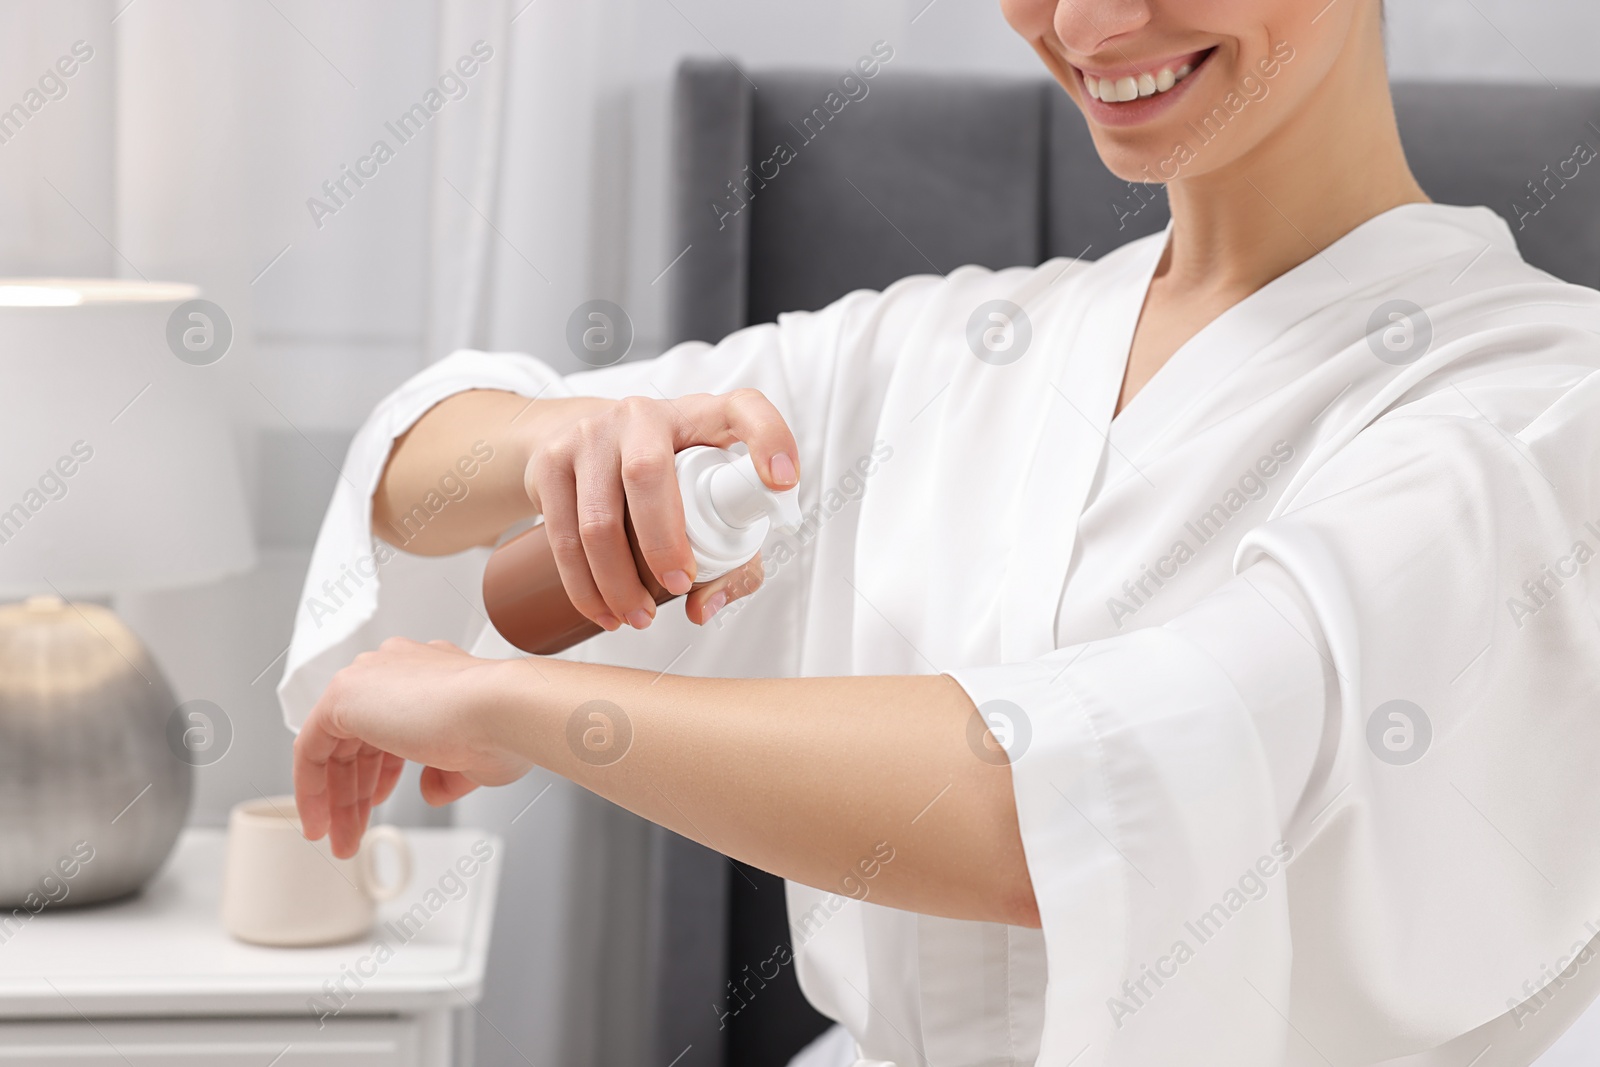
[482,446,801,655]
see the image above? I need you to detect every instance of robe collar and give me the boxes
[1000,203,1518,662]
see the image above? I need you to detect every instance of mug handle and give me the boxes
[359,824,413,903]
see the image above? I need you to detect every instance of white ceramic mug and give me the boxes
[220,795,412,947]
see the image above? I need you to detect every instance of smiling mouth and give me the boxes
[1077,47,1216,104]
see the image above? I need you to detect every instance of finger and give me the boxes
[425,639,466,653]
[327,738,369,859]
[572,436,656,627]
[617,408,695,595]
[685,552,765,625]
[326,753,357,857]
[373,752,407,807]
[672,390,800,490]
[293,712,345,841]
[356,744,385,801]
[537,455,621,631]
[420,766,482,806]
[354,744,385,839]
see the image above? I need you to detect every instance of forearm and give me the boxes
[372,389,609,555]
[485,658,1041,927]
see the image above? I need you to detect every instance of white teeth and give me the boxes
[1085,58,1199,104]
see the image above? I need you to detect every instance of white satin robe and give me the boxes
[280,203,1600,1066]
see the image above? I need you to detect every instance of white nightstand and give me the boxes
[0,827,502,1066]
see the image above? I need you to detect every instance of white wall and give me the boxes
[1387,0,1600,84]
[2,1,1596,1065]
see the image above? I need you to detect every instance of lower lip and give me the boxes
[1078,50,1214,129]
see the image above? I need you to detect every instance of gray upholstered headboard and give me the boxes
[646,62,1600,1067]
[670,63,1600,345]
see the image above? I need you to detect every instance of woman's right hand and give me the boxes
[524,390,799,632]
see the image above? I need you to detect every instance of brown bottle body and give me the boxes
[482,519,679,655]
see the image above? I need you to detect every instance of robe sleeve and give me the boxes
[945,365,1600,1065]
[277,277,943,731]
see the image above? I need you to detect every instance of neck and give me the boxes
[1161,12,1429,294]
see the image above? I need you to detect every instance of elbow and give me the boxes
[371,502,440,556]
[987,775,1039,928]
[370,500,414,552]
[372,518,404,551]
[978,831,1039,927]
[993,795,1039,928]
[1002,874,1042,929]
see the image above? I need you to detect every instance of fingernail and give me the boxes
[663,569,693,595]
[703,591,728,621]
[770,452,797,486]
[627,608,654,630]
[597,613,621,631]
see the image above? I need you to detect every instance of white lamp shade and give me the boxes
[0,279,255,597]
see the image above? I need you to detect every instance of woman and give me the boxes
[280,0,1600,1063]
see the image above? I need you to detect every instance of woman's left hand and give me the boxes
[293,638,533,858]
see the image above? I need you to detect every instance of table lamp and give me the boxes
[0,279,255,907]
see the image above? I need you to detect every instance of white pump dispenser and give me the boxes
[673,446,802,580]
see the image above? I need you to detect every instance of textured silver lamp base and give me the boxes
[0,596,191,909]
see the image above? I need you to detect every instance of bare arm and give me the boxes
[500,660,1038,926]
[371,386,801,629]
[371,390,605,556]
[293,640,1041,928]
[308,387,1037,924]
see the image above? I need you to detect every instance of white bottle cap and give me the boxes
[673,446,802,581]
